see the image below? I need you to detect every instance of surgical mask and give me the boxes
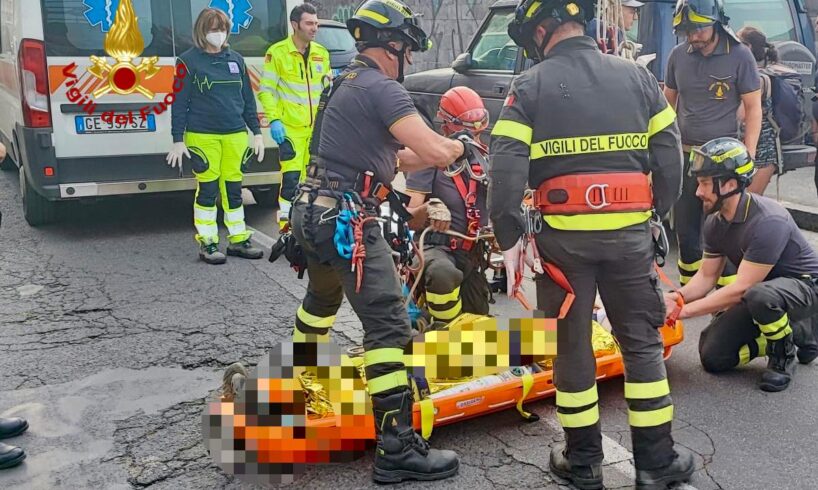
[206,31,227,49]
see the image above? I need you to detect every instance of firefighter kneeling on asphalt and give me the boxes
[664,138,818,392]
[285,0,487,483]
[405,87,491,325]
[489,1,693,488]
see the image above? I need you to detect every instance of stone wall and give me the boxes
[310,0,496,72]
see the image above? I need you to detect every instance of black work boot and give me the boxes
[0,418,28,439]
[794,316,818,365]
[371,389,459,484]
[759,333,797,392]
[635,446,694,490]
[0,442,25,470]
[227,239,263,260]
[199,242,226,265]
[548,443,603,490]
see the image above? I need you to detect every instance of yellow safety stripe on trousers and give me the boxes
[426,287,461,305]
[556,385,598,408]
[624,379,670,399]
[364,348,404,367]
[677,259,702,272]
[296,305,335,330]
[558,404,600,428]
[629,405,674,427]
[428,299,463,320]
[367,370,409,395]
[648,105,677,137]
[420,398,435,440]
[679,275,691,285]
[717,275,737,287]
[738,344,751,365]
[530,133,648,159]
[755,313,789,335]
[543,210,651,231]
[293,328,330,342]
[491,119,533,146]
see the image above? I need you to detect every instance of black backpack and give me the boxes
[761,63,809,143]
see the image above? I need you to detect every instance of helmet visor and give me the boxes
[689,148,711,176]
[455,108,490,131]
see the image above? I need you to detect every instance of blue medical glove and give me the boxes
[270,120,286,145]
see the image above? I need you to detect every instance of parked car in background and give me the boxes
[317,19,356,78]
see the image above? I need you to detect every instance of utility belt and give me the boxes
[533,172,653,215]
[424,231,477,252]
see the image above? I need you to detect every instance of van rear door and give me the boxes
[42,0,176,162]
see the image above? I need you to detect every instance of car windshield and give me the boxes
[470,8,518,71]
[723,0,797,42]
[317,25,356,52]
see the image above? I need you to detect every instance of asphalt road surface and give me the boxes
[1,168,817,490]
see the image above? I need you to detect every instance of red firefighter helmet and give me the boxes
[438,86,489,137]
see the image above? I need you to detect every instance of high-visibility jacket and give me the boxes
[488,36,683,250]
[259,36,331,130]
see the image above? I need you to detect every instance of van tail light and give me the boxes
[18,39,51,128]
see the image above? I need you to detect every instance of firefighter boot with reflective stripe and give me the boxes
[548,443,603,490]
[372,389,459,484]
[199,243,226,265]
[227,239,263,259]
[635,446,694,490]
[759,333,797,392]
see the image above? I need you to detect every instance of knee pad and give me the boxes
[225,181,243,209]
[196,180,219,207]
[280,171,301,202]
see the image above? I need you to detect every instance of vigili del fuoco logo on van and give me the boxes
[60,0,186,126]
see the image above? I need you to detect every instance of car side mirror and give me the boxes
[452,53,473,74]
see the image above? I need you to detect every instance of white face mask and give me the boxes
[205,31,227,49]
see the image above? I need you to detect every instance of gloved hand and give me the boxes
[427,198,451,232]
[270,120,286,145]
[166,142,190,169]
[253,134,265,162]
[502,238,536,299]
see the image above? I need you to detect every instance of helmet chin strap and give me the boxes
[709,177,744,214]
[382,42,408,83]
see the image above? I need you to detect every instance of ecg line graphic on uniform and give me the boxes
[708,75,733,100]
[193,74,242,92]
[209,0,254,34]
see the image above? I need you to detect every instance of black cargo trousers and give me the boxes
[534,221,677,471]
[422,244,490,322]
[290,193,411,397]
[699,276,818,371]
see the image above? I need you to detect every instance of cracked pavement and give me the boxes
[2,170,818,489]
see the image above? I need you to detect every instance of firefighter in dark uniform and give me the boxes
[405,87,491,323]
[289,0,470,483]
[490,1,693,488]
[665,138,818,392]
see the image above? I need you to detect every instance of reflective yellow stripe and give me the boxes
[763,323,792,341]
[648,105,676,137]
[756,335,767,354]
[558,405,599,428]
[426,287,461,305]
[738,344,751,365]
[364,348,404,367]
[717,275,737,287]
[677,259,702,272]
[624,379,670,399]
[711,146,745,163]
[491,119,533,145]
[735,161,754,175]
[543,211,651,231]
[357,8,390,24]
[556,385,598,408]
[629,405,674,427]
[293,328,330,343]
[516,372,536,419]
[756,313,789,334]
[531,133,648,159]
[296,305,335,329]
[420,399,435,440]
[674,8,716,26]
[367,371,409,394]
[429,299,462,320]
[679,275,691,285]
[526,1,542,18]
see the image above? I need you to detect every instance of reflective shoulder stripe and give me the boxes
[648,104,676,137]
[624,379,670,399]
[543,210,652,231]
[491,119,533,146]
[531,133,649,159]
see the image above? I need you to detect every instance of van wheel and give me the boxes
[250,185,280,208]
[20,167,57,226]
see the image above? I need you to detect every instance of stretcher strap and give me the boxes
[654,262,684,327]
[544,262,575,319]
[419,398,435,440]
[515,372,540,421]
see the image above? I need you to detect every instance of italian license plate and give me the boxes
[75,114,156,134]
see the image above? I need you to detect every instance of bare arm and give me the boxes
[396,148,432,172]
[678,259,772,319]
[663,87,678,110]
[741,90,762,159]
[390,114,464,169]
[405,189,429,231]
[664,255,724,313]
